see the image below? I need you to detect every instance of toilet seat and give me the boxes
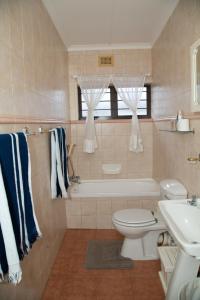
[112,208,157,227]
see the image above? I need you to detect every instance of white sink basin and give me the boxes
[159,199,200,257]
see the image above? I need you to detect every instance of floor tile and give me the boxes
[60,275,98,298]
[42,229,165,300]
[132,276,164,300]
[94,276,133,297]
[95,229,123,240]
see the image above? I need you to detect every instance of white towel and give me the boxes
[0,164,22,284]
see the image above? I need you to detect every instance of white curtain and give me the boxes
[77,76,110,153]
[113,76,144,152]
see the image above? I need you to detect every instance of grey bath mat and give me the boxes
[85,240,133,269]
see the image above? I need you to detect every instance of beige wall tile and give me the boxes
[67,215,82,228]
[142,199,158,210]
[66,200,82,216]
[72,120,153,180]
[111,199,127,213]
[127,199,142,209]
[97,215,112,229]
[97,199,112,215]
[81,216,97,229]
[0,1,69,299]
[152,0,200,196]
[81,199,97,216]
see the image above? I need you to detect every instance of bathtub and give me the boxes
[67,178,160,229]
[69,178,160,198]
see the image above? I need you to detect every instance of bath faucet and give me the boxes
[70,175,81,184]
[188,195,197,206]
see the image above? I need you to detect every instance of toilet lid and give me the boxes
[113,209,156,225]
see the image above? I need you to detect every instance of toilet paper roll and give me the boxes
[176,119,190,131]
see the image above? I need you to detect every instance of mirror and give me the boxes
[197,48,200,102]
[191,38,200,111]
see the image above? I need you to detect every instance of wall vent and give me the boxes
[98,55,114,66]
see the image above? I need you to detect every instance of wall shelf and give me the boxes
[159,129,195,134]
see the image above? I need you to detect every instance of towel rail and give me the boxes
[23,126,57,135]
[22,127,76,154]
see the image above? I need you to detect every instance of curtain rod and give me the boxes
[72,74,151,80]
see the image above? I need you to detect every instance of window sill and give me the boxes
[70,118,153,124]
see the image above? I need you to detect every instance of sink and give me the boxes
[159,199,200,300]
[159,199,200,258]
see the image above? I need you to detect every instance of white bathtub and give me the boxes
[69,178,160,198]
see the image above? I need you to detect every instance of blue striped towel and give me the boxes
[0,132,41,284]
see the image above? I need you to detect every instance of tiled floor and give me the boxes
[42,229,165,300]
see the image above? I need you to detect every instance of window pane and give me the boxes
[118,109,132,116]
[118,100,147,109]
[82,111,88,118]
[82,110,111,117]
[137,100,147,109]
[96,101,111,110]
[118,101,129,109]
[141,91,147,100]
[79,85,150,119]
[118,109,147,116]
[101,93,111,101]
[118,90,147,100]
[117,86,147,117]
[81,103,88,110]
[94,110,111,117]
[81,88,111,118]
[137,109,147,115]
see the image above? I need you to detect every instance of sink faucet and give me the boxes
[189,195,197,206]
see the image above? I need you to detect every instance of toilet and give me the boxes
[112,179,187,260]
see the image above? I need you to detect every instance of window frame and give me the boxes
[78,84,151,120]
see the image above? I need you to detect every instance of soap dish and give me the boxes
[102,164,121,175]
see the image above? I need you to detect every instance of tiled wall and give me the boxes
[0,1,69,300]
[0,0,69,120]
[71,121,153,179]
[152,0,200,195]
[66,196,159,229]
[68,49,152,120]
[68,49,153,180]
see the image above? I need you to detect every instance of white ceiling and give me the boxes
[42,0,179,51]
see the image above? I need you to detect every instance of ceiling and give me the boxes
[42,0,179,51]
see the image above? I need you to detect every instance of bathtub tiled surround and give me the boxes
[68,47,153,181]
[152,0,200,195]
[0,0,69,299]
[71,120,153,180]
[66,196,159,229]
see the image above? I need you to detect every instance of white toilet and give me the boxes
[112,179,187,260]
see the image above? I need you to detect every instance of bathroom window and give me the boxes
[78,84,151,120]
